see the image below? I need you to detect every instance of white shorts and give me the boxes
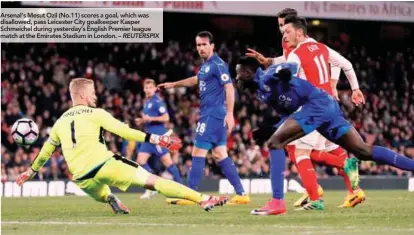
[287,131,339,151]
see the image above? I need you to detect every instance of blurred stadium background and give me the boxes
[1,1,414,193]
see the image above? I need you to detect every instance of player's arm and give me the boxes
[146,102,169,123]
[286,52,302,77]
[157,76,198,89]
[17,125,61,186]
[246,48,275,68]
[327,46,365,105]
[224,83,235,135]
[330,66,341,101]
[272,56,286,66]
[215,62,235,135]
[97,109,181,151]
[146,113,169,123]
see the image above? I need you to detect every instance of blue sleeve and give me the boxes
[157,100,167,116]
[214,62,232,86]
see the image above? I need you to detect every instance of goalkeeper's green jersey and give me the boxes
[31,105,147,180]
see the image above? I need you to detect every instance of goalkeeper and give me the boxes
[16,78,227,214]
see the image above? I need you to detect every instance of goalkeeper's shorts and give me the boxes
[73,155,151,202]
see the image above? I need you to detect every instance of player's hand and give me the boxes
[157,82,177,90]
[351,89,365,106]
[135,118,143,126]
[142,114,152,123]
[332,88,340,101]
[16,168,37,186]
[224,114,235,136]
[246,48,267,65]
[150,130,182,153]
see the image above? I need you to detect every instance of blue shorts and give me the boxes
[138,142,169,158]
[194,115,227,150]
[277,98,352,142]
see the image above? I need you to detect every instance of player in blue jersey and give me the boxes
[235,56,414,215]
[158,31,250,205]
[135,79,183,199]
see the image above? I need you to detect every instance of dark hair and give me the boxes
[276,68,292,82]
[196,31,214,44]
[237,56,260,71]
[277,8,298,18]
[284,15,307,35]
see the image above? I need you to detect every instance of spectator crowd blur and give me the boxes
[2,34,414,182]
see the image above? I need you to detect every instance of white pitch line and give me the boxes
[2,221,414,233]
[0,221,322,229]
[2,221,192,227]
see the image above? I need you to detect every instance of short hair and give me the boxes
[277,8,298,18]
[196,31,214,44]
[143,78,156,86]
[69,78,94,95]
[237,56,260,71]
[284,15,307,35]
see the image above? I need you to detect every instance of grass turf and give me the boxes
[2,190,414,235]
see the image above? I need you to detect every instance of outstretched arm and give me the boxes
[17,126,60,186]
[97,109,182,152]
[246,48,273,67]
[158,76,198,89]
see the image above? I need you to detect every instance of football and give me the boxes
[11,118,39,146]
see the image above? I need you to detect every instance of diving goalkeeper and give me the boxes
[16,78,228,214]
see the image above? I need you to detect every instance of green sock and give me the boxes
[154,177,209,203]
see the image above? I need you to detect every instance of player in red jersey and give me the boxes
[284,15,366,210]
[246,8,366,210]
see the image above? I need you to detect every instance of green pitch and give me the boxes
[2,190,414,235]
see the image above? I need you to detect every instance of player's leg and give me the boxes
[317,142,366,208]
[251,118,306,215]
[137,144,154,173]
[323,143,366,208]
[212,145,250,205]
[74,178,129,214]
[159,151,183,184]
[95,155,228,211]
[137,146,158,199]
[288,133,324,209]
[186,116,211,191]
[211,115,247,200]
[331,126,414,185]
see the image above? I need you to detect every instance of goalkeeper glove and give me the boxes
[16,168,37,186]
[149,129,182,153]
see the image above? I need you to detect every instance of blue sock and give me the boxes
[270,149,286,200]
[372,146,414,171]
[167,165,183,184]
[142,163,154,173]
[218,157,245,195]
[188,156,205,190]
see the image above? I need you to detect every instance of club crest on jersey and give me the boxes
[148,103,152,108]
[221,74,230,82]
[159,106,166,113]
[204,65,210,73]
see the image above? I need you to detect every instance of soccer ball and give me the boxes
[11,118,39,146]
